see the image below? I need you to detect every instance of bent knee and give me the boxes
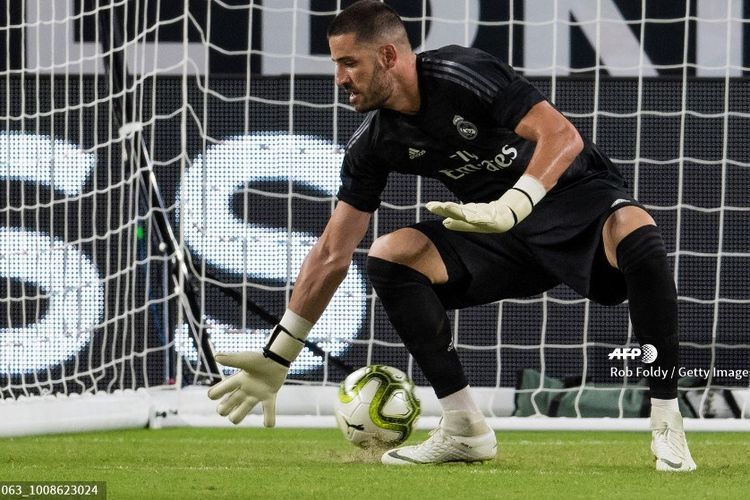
[368,228,430,263]
[368,228,448,284]
[603,205,656,268]
[369,230,405,262]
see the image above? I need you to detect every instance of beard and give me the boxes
[346,68,392,113]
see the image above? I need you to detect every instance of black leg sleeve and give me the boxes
[616,225,679,399]
[366,256,468,398]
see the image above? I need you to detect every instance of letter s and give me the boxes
[176,133,366,375]
[0,132,102,374]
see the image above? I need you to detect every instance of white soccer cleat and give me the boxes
[381,427,497,465]
[650,406,697,472]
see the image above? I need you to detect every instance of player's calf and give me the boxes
[617,224,679,400]
[366,256,469,398]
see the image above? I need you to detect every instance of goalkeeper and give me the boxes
[209,0,696,471]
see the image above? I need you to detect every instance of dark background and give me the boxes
[0,73,747,394]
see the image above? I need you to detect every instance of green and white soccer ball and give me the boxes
[334,364,420,448]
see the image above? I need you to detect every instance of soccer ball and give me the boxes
[334,364,420,448]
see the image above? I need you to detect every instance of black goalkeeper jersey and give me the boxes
[337,45,622,213]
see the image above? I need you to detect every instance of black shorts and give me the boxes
[412,175,644,309]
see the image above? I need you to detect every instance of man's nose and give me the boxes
[335,67,349,87]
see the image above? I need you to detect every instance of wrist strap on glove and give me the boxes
[262,309,313,367]
[499,174,547,225]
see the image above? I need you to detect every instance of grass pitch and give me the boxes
[1,428,748,499]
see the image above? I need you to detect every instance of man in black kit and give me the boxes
[208,0,696,470]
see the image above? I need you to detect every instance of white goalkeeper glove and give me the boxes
[426,174,547,233]
[207,310,312,426]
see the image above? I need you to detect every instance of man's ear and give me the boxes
[379,44,398,69]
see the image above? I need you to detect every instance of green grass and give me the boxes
[1,428,748,499]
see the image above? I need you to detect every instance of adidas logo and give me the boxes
[408,147,426,159]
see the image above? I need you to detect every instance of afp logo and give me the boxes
[453,115,478,140]
[608,344,658,364]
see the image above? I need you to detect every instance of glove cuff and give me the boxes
[263,309,314,367]
[512,174,547,206]
[263,326,303,367]
[279,309,313,338]
[499,174,547,225]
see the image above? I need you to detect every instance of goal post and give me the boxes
[95,2,222,383]
[1,0,748,435]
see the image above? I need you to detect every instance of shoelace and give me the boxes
[655,428,686,458]
[420,428,445,447]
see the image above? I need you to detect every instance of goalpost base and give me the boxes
[2,386,748,437]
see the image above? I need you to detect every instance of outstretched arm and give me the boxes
[208,201,371,425]
[427,100,583,233]
[289,201,372,322]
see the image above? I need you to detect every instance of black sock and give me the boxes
[616,225,679,400]
[366,256,468,398]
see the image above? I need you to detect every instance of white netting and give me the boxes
[0,0,184,396]
[1,1,748,423]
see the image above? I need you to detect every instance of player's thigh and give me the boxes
[368,227,449,284]
[409,221,559,309]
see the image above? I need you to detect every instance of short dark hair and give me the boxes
[327,0,407,45]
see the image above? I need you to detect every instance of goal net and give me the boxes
[1,1,748,429]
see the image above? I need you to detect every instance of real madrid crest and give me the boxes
[453,115,478,140]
